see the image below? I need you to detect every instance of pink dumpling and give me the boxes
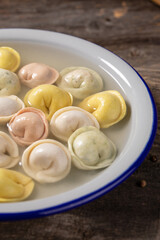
[18,63,59,88]
[8,107,48,146]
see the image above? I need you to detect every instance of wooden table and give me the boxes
[0,0,160,239]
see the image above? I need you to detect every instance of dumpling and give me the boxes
[56,66,103,99]
[0,68,21,96]
[68,126,117,170]
[8,107,48,146]
[24,84,73,121]
[0,95,25,124]
[18,63,59,88]
[22,139,71,183]
[50,106,100,142]
[0,131,19,168]
[78,90,127,128]
[0,168,34,202]
[0,46,20,72]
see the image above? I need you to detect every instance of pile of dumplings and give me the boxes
[0,46,127,202]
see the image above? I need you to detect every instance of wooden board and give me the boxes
[0,0,159,239]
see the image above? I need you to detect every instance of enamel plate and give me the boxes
[0,29,157,220]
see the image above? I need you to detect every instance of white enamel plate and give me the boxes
[0,29,157,220]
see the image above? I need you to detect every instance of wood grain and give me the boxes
[0,0,159,239]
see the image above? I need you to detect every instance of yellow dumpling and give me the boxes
[0,47,20,72]
[24,84,73,121]
[0,168,34,202]
[78,90,127,128]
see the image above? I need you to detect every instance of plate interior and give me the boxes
[0,40,131,200]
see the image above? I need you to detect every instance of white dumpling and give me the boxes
[0,95,25,124]
[0,68,21,96]
[22,139,71,183]
[56,67,103,99]
[50,106,100,142]
[68,126,117,170]
[0,131,19,168]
